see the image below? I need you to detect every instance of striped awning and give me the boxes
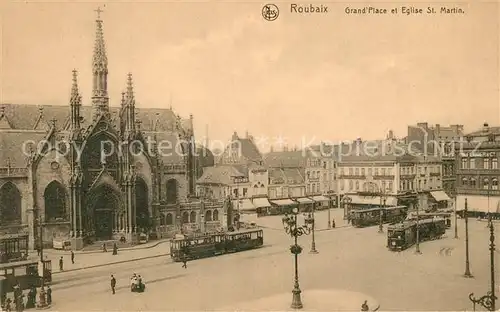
[271,199,297,206]
[252,197,272,208]
[232,199,256,211]
[430,191,451,202]
[456,195,500,213]
[311,195,330,202]
[295,197,315,204]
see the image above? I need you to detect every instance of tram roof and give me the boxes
[0,259,49,270]
[0,234,29,241]
[171,228,262,241]
[351,206,407,213]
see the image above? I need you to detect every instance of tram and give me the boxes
[170,229,264,262]
[0,259,52,305]
[407,212,452,228]
[351,206,407,228]
[387,218,447,251]
[0,234,29,264]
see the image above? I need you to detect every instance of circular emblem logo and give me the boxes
[262,4,279,21]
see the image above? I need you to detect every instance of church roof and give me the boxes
[0,104,183,132]
[0,131,47,167]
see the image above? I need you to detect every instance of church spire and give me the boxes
[70,69,82,130]
[125,73,136,133]
[91,7,109,117]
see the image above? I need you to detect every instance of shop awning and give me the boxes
[345,194,398,206]
[295,197,315,204]
[311,195,330,202]
[456,195,500,213]
[271,199,297,206]
[252,197,272,208]
[232,199,256,211]
[430,191,451,202]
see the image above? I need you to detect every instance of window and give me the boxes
[233,189,239,197]
[307,171,310,179]
[340,181,344,191]
[375,168,379,175]
[382,168,386,176]
[400,182,404,191]
[368,168,372,176]
[323,173,327,182]
[387,168,392,175]
[493,179,498,190]
[355,181,359,190]
[355,168,359,176]
[484,159,490,169]
[470,158,476,169]
[243,188,247,197]
[462,159,468,169]
[306,184,310,193]
[323,161,327,169]
[493,159,498,169]
[349,180,353,190]
[361,168,365,176]
[483,178,490,189]
[462,177,468,186]
[470,178,476,188]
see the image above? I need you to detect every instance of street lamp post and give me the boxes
[327,195,332,229]
[36,217,48,308]
[282,207,313,310]
[378,196,386,234]
[415,199,421,254]
[308,203,318,254]
[464,198,473,278]
[469,213,496,311]
[342,196,352,223]
[454,193,458,239]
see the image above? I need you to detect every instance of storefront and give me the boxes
[295,197,315,212]
[252,197,273,216]
[270,199,298,215]
[429,190,452,210]
[310,195,330,210]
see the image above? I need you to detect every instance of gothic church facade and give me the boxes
[0,12,222,250]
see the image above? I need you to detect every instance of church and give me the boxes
[0,10,222,250]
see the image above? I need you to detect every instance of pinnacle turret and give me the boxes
[70,70,82,130]
[91,7,109,117]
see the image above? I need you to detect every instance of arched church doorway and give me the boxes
[88,185,121,240]
[44,181,67,221]
[135,178,150,232]
[0,182,22,226]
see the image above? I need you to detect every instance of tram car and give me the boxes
[0,234,29,264]
[170,229,264,262]
[387,218,447,251]
[351,206,407,228]
[407,212,452,228]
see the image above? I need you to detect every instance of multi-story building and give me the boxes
[407,122,464,197]
[217,132,263,166]
[456,122,500,216]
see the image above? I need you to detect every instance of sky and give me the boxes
[1,1,499,150]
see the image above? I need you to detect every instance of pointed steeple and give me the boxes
[124,73,136,133]
[0,106,12,130]
[91,7,109,117]
[70,69,82,130]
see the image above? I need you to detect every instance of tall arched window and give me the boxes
[493,178,499,190]
[166,179,178,204]
[135,178,150,231]
[166,213,173,225]
[484,178,490,190]
[182,211,189,223]
[470,178,477,188]
[0,182,22,225]
[213,210,219,221]
[205,210,212,222]
[44,181,67,221]
[189,211,196,223]
[160,213,166,226]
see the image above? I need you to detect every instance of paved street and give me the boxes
[44,217,499,311]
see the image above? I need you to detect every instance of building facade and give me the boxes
[456,123,500,215]
[0,13,217,250]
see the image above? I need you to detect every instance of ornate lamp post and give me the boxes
[307,203,318,254]
[415,199,421,254]
[469,213,496,311]
[342,196,352,222]
[36,217,48,308]
[282,207,313,309]
[464,198,473,278]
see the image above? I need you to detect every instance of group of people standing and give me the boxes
[1,284,51,312]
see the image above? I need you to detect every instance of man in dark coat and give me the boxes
[58,257,63,271]
[110,275,116,294]
[46,286,52,305]
[112,243,118,256]
[70,251,75,264]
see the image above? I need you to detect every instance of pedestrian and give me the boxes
[102,243,107,252]
[36,246,40,257]
[5,298,12,312]
[182,257,187,269]
[59,256,63,271]
[332,218,336,228]
[110,275,116,294]
[112,243,118,256]
[46,286,52,305]
[70,250,75,264]
[361,300,369,311]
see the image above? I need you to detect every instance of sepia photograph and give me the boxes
[0,1,499,311]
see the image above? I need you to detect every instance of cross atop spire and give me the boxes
[94,6,103,20]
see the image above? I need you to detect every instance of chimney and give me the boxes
[435,124,440,135]
[483,122,489,133]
